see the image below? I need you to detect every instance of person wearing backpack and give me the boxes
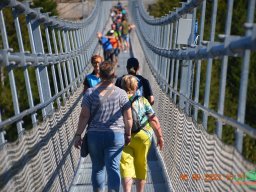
[120,75,164,192]
[105,30,120,65]
[115,57,154,105]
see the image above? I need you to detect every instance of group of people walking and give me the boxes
[74,2,164,192]
[75,55,164,192]
[97,2,135,65]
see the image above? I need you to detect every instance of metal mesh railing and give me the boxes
[129,0,256,191]
[0,0,112,191]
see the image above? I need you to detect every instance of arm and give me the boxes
[123,107,133,145]
[83,78,89,94]
[143,78,154,105]
[74,106,90,149]
[149,115,164,150]
[147,96,154,106]
[128,24,136,32]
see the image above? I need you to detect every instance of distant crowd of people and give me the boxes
[97,1,135,65]
[74,1,164,192]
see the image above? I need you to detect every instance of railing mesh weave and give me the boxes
[139,36,255,192]
[0,87,82,191]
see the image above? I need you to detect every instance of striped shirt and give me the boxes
[82,86,130,132]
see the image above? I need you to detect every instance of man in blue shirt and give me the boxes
[97,32,114,62]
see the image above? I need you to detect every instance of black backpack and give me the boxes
[131,96,148,133]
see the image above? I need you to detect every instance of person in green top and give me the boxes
[121,16,130,52]
[120,75,164,192]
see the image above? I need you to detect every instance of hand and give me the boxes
[125,134,131,146]
[157,136,164,150]
[74,135,82,149]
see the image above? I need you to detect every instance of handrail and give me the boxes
[137,0,204,25]
[131,0,256,152]
[0,0,100,29]
[0,0,111,140]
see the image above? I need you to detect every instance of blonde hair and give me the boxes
[121,75,138,94]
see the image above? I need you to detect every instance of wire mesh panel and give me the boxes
[0,0,112,191]
[129,0,256,191]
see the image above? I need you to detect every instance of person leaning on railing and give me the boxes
[120,75,164,192]
[74,61,133,192]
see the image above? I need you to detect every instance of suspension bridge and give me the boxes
[0,0,255,191]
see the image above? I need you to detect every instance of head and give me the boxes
[126,57,139,75]
[100,61,115,81]
[97,32,102,39]
[111,23,116,30]
[121,75,138,94]
[122,15,127,22]
[91,55,103,73]
[116,17,122,23]
[109,30,115,36]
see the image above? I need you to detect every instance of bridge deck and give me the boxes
[69,50,170,192]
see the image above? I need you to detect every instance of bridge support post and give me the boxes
[45,26,61,109]
[0,11,24,137]
[179,60,192,111]
[29,9,54,117]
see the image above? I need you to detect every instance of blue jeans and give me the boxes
[87,131,124,192]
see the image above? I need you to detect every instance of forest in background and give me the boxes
[148,0,256,163]
[0,0,58,140]
[0,0,255,162]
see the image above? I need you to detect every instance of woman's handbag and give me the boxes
[80,133,88,157]
[79,88,113,158]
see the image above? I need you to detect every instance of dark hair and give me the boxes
[122,15,127,22]
[126,57,139,75]
[100,61,115,80]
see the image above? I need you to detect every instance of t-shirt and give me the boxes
[115,75,153,102]
[82,86,130,132]
[122,9,127,15]
[109,37,118,48]
[99,37,113,51]
[83,71,101,88]
[129,95,154,137]
[122,20,129,35]
[116,22,122,36]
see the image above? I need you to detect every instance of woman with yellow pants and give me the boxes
[120,75,164,192]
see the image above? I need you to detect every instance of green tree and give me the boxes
[0,0,58,141]
[32,0,58,16]
[147,0,181,18]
